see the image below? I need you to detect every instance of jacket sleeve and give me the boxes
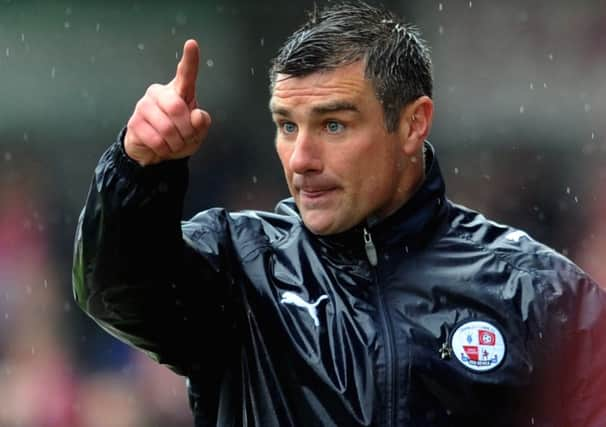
[72,131,236,376]
[537,266,606,426]
[563,275,606,427]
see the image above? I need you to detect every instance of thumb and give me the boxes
[191,108,211,138]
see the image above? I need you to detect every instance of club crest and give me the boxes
[451,320,506,372]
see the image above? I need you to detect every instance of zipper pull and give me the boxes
[439,328,453,360]
[363,228,378,266]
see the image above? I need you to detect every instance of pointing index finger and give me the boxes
[173,39,199,105]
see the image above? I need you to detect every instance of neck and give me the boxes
[369,148,426,226]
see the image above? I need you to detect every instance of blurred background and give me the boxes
[0,0,605,425]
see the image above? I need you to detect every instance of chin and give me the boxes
[301,214,334,236]
[302,215,352,236]
[304,222,332,236]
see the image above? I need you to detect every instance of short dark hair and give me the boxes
[269,1,433,132]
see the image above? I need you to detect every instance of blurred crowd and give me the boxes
[1,1,605,426]
[0,154,193,426]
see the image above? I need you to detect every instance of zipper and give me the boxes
[363,227,378,266]
[363,227,397,427]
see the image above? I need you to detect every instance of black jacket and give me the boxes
[73,136,606,427]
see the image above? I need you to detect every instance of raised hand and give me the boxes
[124,39,211,166]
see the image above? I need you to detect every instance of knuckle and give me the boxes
[146,83,163,96]
[127,115,143,132]
[163,97,186,117]
[171,139,186,152]
[135,96,152,114]
[145,132,160,147]
[157,120,177,140]
[147,134,166,152]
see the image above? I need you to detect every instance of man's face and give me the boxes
[270,61,409,235]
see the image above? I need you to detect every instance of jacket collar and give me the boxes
[275,141,449,254]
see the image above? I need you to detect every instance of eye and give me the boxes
[325,120,345,134]
[281,121,298,135]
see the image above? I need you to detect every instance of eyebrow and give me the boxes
[269,101,360,117]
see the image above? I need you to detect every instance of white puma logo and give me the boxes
[280,291,329,327]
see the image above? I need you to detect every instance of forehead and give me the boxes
[270,61,373,111]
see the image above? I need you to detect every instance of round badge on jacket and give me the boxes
[451,320,506,372]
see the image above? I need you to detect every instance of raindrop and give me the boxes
[4,313,8,320]
[206,59,214,67]
[591,132,595,140]
[21,33,25,42]
[547,53,553,61]
[96,23,101,32]
[404,245,409,253]
[543,82,548,89]
[137,43,145,51]
[454,167,459,175]
[5,47,9,56]
[538,332,543,339]
[519,105,525,114]
[566,187,571,194]
[574,196,579,203]
[175,12,187,26]
[23,132,28,141]
[175,51,179,59]
[584,103,591,113]
[31,346,36,356]
[65,7,72,15]
[438,3,443,11]
[26,285,32,295]
[51,66,56,79]
[438,25,444,35]
[250,67,255,76]
[529,82,534,90]
[44,279,48,289]
[260,38,265,47]
[171,27,176,36]
[252,175,257,184]
[4,152,12,161]
[64,21,71,29]
[64,301,71,312]
[468,1,472,8]
[531,417,535,425]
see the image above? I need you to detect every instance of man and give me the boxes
[73,2,606,426]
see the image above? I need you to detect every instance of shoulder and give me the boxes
[443,201,599,301]
[180,199,304,255]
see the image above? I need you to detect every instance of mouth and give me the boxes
[300,188,335,198]
[298,187,338,206]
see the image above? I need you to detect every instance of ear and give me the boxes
[399,96,434,156]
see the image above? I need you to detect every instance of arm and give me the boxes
[534,266,606,426]
[561,275,606,426]
[72,40,230,376]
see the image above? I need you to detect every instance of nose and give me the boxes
[289,130,323,174]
